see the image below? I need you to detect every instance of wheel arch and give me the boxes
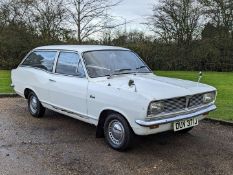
[24,87,38,99]
[24,88,33,99]
[96,108,133,138]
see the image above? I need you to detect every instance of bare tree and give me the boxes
[66,0,121,43]
[28,0,68,40]
[146,0,202,45]
[0,0,31,28]
[199,0,233,36]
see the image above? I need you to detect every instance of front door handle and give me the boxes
[49,79,56,82]
[90,95,95,99]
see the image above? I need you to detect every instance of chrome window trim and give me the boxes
[19,49,59,70]
[52,51,60,73]
[19,49,88,79]
[81,49,152,78]
[19,63,88,80]
[53,50,86,78]
[18,65,56,75]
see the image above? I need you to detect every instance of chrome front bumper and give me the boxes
[136,104,216,127]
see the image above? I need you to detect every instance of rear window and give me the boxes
[22,51,57,72]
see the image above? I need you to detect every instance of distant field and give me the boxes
[0,70,232,121]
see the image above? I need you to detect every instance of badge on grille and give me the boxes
[186,96,191,108]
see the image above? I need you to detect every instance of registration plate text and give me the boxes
[174,118,198,131]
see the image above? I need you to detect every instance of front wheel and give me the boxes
[28,92,45,118]
[104,113,134,151]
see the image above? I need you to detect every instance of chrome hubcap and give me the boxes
[30,96,38,114]
[108,120,125,145]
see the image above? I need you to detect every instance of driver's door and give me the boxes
[48,51,88,117]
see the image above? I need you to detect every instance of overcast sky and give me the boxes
[110,0,156,32]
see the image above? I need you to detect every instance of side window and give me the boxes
[22,51,57,72]
[56,52,85,77]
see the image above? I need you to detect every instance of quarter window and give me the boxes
[56,52,85,77]
[22,51,57,72]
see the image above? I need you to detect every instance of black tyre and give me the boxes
[176,127,193,134]
[28,91,45,118]
[104,113,134,151]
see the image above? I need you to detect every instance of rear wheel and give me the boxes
[104,113,134,151]
[28,92,45,118]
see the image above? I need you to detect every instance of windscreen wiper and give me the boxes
[107,68,133,79]
[136,65,147,70]
[115,68,132,73]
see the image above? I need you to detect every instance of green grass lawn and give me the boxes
[0,70,14,93]
[0,70,232,121]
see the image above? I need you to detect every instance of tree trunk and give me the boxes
[77,0,81,43]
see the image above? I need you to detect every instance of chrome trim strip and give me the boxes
[41,101,97,121]
[136,104,216,127]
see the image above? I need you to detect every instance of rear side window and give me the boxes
[22,51,57,72]
[55,52,85,77]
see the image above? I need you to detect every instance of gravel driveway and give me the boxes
[0,97,233,175]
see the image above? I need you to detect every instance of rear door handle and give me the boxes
[49,79,56,82]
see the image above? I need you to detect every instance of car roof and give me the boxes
[34,45,129,53]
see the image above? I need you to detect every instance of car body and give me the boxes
[11,45,217,150]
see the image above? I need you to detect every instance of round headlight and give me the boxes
[203,92,215,104]
[148,101,164,116]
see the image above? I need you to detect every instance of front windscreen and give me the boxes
[83,50,151,78]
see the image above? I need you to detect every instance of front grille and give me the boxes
[161,93,205,114]
[189,93,204,108]
[163,97,186,113]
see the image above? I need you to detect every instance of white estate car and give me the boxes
[11,45,217,150]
